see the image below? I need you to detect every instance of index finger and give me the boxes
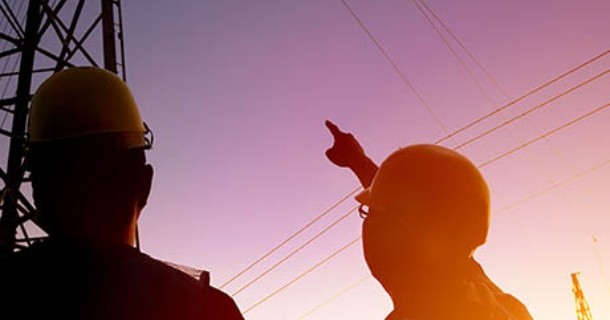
[325,120,343,138]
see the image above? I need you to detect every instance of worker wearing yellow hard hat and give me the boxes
[26,67,153,241]
[1,67,245,319]
[325,120,533,320]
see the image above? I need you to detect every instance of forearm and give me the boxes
[350,156,378,188]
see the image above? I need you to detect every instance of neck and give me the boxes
[49,211,139,249]
[385,257,475,317]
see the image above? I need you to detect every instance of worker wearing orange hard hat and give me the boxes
[325,120,532,320]
[0,67,244,319]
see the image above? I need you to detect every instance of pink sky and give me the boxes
[113,1,610,319]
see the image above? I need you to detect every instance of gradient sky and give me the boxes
[19,1,610,319]
[121,1,610,319]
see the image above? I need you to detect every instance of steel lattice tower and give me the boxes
[571,272,594,320]
[0,0,127,257]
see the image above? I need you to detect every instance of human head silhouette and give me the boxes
[356,144,490,290]
[26,67,153,247]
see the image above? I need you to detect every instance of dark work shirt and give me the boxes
[386,259,533,320]
[0,239,245,320]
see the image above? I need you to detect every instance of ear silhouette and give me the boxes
[137,164,153,209]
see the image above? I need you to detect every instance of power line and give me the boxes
[220,187,360,289]
[454,69,610,150]
[225,0,450,289]
[339,0,449,134]
[261,65,606,272]
[296,275,370,319]
[241,99,610,312]
[412,0,583,214]
[296,155,610,318]
[477,101,610,168]
[231,7,609,316]
[412,0,498,106]
[234,72,608,295]
[497,158,610,213]
[231,206,358,296]
[434,49,610,145]
[243,236,361,314]
[225,51,608,294]
[415,0,510,98]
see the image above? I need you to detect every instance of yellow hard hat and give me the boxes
[356,144,490,252]
[28,67,149,150]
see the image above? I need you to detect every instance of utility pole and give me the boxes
[571,272,594,320]
[0,0,127,256]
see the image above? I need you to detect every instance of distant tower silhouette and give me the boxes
[571,272,594,320]
[0,0,127,256]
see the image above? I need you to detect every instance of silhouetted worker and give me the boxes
[325,120,532,320]
[0,67,244,319]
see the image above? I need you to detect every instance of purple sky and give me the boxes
[103,1,610,318]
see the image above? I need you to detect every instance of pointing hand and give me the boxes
[325,120,366,169]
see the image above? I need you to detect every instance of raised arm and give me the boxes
[324,120,378,188]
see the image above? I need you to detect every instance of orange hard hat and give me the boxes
[356,144,490,252]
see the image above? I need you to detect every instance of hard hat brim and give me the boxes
[355,188,372,206]
[28,132,150,153]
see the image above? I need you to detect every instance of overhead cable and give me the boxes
[231,61,608,291]
[296,275,370,319]
[435,49,610,145]
[454,69,610,150]
[243,237,361,314]
[241,99,610,312]
[226,59,608,295]
[339,0,449,134]
[412,0,497,105]
[220,187,361,289]
[415,0,510,98]
[301,156,610,318]
[497,157,610,213]
[477,101,610,168]
[231,206,358,296]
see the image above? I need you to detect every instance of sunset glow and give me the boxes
[116,1,610,319]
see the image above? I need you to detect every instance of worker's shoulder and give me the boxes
[133,253,244,317]
[494,293,533,320]
[201,285,245,320]
[465,261,533,320]
[116,251,245,319]
[127,251,204,290]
